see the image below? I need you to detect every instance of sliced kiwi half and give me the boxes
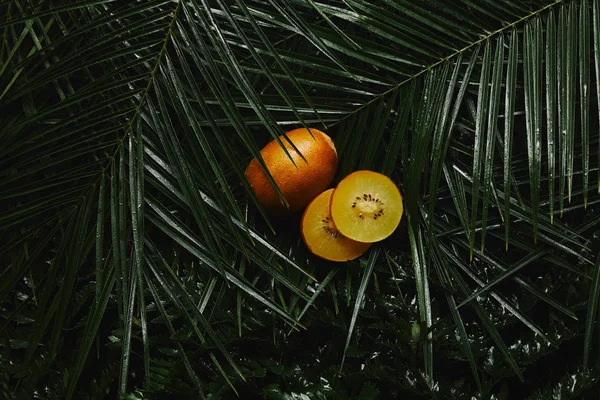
[301,189,371,262]
[330,170,403,243]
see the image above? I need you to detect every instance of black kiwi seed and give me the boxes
[323,226,339,238]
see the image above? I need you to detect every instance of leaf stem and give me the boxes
[330,0,568,127]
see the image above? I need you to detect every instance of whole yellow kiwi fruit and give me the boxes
[245,128,338,214]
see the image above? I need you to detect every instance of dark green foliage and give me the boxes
[3,0,600,398]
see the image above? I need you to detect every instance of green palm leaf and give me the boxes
[2,0,600,397]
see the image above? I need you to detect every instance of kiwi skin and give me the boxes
[245,128,338,215]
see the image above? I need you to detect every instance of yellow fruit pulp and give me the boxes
[301,189,371,262]
[330,170,403,243]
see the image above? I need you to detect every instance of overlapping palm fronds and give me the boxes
[2,0,600,397]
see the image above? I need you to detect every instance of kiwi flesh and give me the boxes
[330,170,403,243]
[301,189,371,262]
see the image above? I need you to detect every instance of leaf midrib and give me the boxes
[328,0,567,128]
[60,0,183,217]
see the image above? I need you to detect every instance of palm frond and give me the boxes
[3,0,600,397]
